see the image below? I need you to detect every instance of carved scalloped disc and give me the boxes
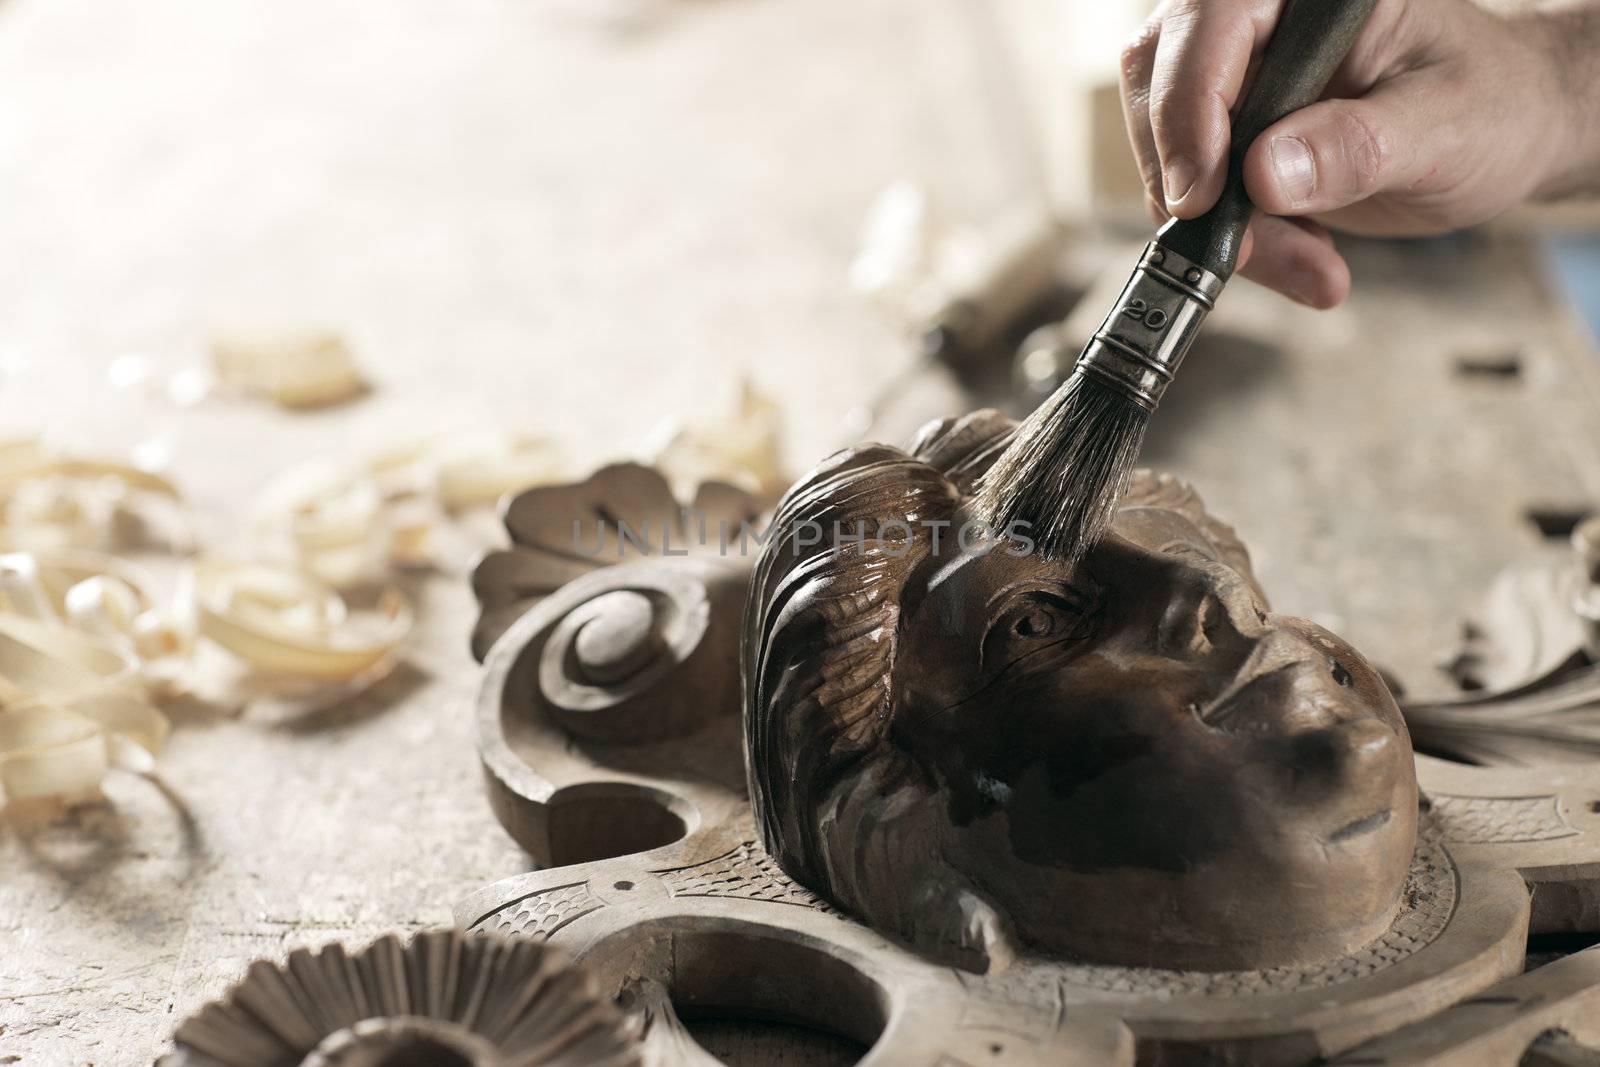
[163,930,640,1067]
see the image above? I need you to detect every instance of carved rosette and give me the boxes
[162,930,640,1067]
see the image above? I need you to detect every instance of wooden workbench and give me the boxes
[2,1,1599,1064]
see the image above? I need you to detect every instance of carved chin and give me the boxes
[1026,795,1417,971]
[1055,860,1411,973]
[814,764,1418,974]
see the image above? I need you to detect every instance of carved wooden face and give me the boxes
[889,502,1418,969]
[745,412,1419,972]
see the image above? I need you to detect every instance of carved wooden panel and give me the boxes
[457,458,1600,1066]
[462,590,1546,1065]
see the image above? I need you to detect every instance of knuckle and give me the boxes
[1147,70,1178,119]
[1155,0,1218,57]
[1152,82,1224,141]
[1147,73,1190,142]
[1162,0,1205,26]
[1119,19,1161,84]
[1132,145,1163,199]
[1335,108,1392,195]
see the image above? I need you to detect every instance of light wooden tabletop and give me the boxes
[2,1,1598,1064]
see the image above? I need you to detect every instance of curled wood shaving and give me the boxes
[0,458,178,499]
[0,441,428,798]
[848,182,945,328]
[430,433,563,511]
[195,562,411,683]
[641,381,786,500]
[256,434,563,586]
[67,575,185,662]
[0,550,194,685]
[256,463,392,588]
[0,549,411,712]
[0,442,190,554]
[0,612,168,802]
[211,331,369,409]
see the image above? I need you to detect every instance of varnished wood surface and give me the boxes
[1,0,1599,1065]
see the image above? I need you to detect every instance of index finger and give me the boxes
[1147,0,1281,217]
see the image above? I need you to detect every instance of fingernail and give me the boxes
[1269,136,1317,207]
[1162,156,1198,210]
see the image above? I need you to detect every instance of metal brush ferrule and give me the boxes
[1075,242,1225,413]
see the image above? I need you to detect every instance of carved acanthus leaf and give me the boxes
[1445,561,1591,693]
[1404,661,1600,766]
[1413,531,1600,766]
[471,464,761,661]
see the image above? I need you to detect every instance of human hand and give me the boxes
[1120,0,1600,307]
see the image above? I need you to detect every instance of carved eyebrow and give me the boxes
[902,585,1106,730]
[1156,538,1217,560]
[916,633,1091,728]
[983,578,1099,615]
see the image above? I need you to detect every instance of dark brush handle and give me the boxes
[1155,0,1379,278]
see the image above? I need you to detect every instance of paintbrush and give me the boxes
[974,0,1379,564]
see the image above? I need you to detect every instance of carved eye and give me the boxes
[982,589,1098,671]
[1012,608,1057,639]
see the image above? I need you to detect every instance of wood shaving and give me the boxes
[430,433,563,511]
[195,561,411,683]
[211,330,370,409]
[255,463,392,588]
[0,611,168,802]
[0,550,194,686]
[848,182,946,328]
[0,442,190,554]
[256,434,563,586]
[641,380,786,500]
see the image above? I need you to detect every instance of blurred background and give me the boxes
[0,0,1596,500]
[0,0,1593,664]
[2,0,1599,1062]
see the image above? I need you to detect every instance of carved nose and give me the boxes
[1155,558,1265,656]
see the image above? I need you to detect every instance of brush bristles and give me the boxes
[974,371,1150,565]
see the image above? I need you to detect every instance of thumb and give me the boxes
[1242,88,1432,217]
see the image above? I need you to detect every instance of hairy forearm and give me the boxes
[1536,1,1600,199]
